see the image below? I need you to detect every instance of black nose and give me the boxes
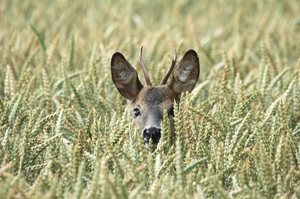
[143,127,161,145]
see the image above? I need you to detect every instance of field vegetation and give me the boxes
[0,0,300,198]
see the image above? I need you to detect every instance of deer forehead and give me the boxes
[133,85,175,108]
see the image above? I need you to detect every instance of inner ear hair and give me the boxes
[169,49,200,95]
[111,52,143,100]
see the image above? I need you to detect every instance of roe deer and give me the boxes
[111,47,199,150]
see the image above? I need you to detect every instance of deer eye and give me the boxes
[133,108,141,117]
[168,107,174,117]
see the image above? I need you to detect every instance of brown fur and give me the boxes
[132,85,175,139]
[111,49,200,148]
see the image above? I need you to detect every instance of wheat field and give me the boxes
[0,0,300,198]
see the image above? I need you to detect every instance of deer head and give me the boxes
[111,47,200,150]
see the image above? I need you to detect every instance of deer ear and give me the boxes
[111,52,143,100]
[169,50,200,96]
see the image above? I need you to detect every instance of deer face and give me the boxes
[131,85,175,149]
[111,48,200,150]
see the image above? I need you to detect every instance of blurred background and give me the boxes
[1,0,299,83]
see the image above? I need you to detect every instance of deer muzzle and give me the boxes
[143,127,161,150]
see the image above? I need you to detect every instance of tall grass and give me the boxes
[0,0,300,198]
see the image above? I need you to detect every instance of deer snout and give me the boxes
[143,127,161,149]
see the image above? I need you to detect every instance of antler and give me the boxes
[139,47,152,86]
[160,49,177,85]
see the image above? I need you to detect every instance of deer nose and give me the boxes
[143,127,161,145]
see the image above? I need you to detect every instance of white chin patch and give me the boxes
[144,142,158,151]
[144,142,149,149]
